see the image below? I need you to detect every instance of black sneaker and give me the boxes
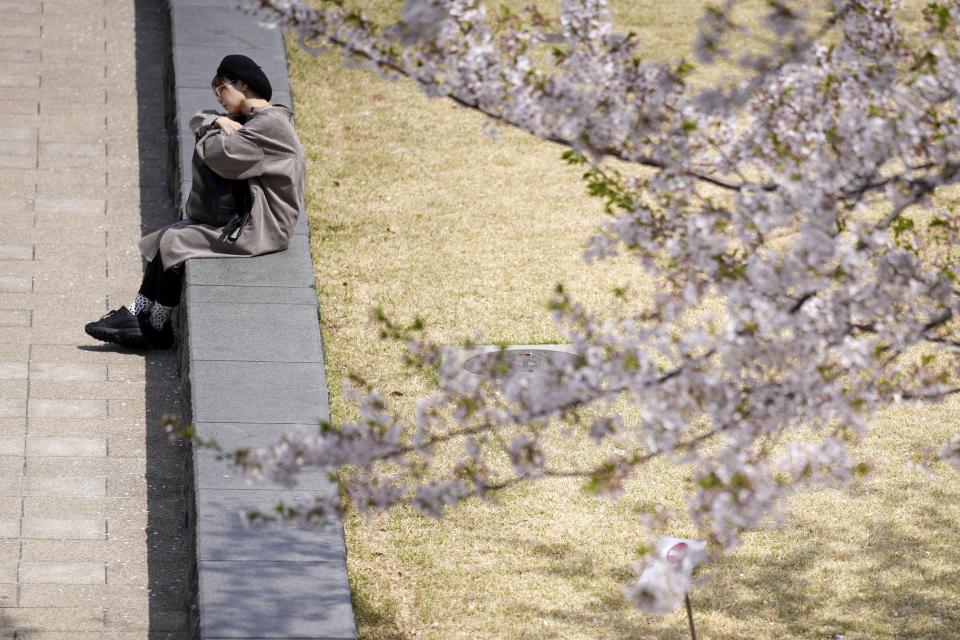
[139,313,175,349]
[84,307,148,348]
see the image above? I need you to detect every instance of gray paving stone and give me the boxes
[184,235,314,288]
[21,518,104,540]
[0,260,33,280]
[0,276,32,293]
[0,399,26,418]
[0,345,28,360]
[171,4,286,52]
[185,284,318,306]
[0,25,39,37]
[196,489,345,561]
[193,423,335,491]
[0,48,40,63]
[0,198,32,213]
[0,73,39,88]
[29,362,106,381]
[0,156,36,169]
[4,139,36,156]
[23,496,105,520]
[0,363,28,380]
[25,437,106,457]
[0,582,13,607]
[0,1,39,12]
[0,380,26,401]
[0,100,37,117]
[190,361,328,424]
[0,438,24,456]
[23,476,105,498]
[0,477,21,496]
[19,561,105,584]
[27,399,106,419]
[189,302,322,362]
[42,86,106,105]
[0,518,19,538]
[0,378,26,399]
[41,65,107,87]
[38,142,104,158]
[0,127,37,142]
[0,244,33,260]
[0,309,31,327]
[198,561,356,639]
[34,197,106,215]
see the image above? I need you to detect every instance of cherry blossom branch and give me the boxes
[202,0,960,616]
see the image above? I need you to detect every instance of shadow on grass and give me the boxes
[711,486,960,639]
[350,574,407,640]
[476,482,960,640]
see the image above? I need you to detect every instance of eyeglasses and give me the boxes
[213,79,235,99]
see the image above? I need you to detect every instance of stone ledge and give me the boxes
[166,0,357,637]
[198,561,355,640]
[192,422,334,491]
[189,360,329,424]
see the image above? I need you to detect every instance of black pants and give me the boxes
[138,257,183,307]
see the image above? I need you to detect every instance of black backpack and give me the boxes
[185,123,253,242]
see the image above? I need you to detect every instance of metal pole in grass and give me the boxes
[684,593,697,640]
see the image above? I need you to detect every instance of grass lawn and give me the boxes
[286,1,960,637]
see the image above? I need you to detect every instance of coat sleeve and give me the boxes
[196,126,265,180]
[190,110,226,138]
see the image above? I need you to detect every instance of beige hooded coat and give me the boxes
[138,104,306,269]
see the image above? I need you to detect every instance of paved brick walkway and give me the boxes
[0,0,191,637]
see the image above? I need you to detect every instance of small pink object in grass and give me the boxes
[624,537,707,614]
[666,541,689,564]
[656,537,706,575]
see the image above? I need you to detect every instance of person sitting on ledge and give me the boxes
[85,54,306,349]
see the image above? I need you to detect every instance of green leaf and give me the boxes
[928,3,952,32]
[675,59,695,76]
[892,215,914,242]
[697,472,721,489]
[561,150,587,165]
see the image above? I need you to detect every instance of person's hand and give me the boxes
[214,117,244,136]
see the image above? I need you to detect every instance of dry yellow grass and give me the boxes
[286,2,960,638]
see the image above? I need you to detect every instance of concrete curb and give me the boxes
[164,1,357,638]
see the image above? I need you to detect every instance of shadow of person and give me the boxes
[121,0,194,635]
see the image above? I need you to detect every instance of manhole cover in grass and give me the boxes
[463,349,579,378]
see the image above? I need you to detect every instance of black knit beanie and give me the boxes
[216,54,272,101]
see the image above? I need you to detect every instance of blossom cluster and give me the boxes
[230,0,960,614]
